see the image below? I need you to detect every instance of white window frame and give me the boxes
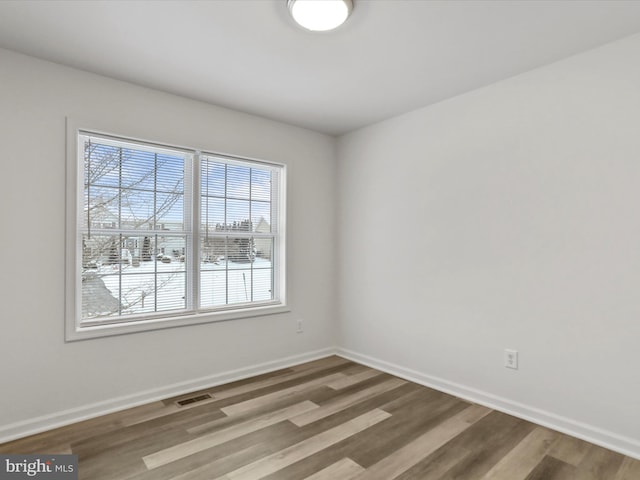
[65,119,288,341]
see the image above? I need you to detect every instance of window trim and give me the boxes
[65,118,288,341]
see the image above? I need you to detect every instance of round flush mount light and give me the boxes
[287,0,353,32]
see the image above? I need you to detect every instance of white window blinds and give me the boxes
[75,132,284,331]
[200,156,281,308]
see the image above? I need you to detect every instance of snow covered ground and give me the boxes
[84,257,273,318]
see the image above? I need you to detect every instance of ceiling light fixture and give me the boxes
[287,0,353,32]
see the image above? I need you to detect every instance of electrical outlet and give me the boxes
[296,319,303,333]
[504,349,518,369]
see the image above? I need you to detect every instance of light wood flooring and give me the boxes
[1,356,638,479]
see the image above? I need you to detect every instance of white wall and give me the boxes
[337,34,640,456]
[0,48,337,439]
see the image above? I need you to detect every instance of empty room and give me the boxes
[1,1,639,478]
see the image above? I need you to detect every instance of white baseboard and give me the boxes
[336,348,640,461]
[0,347,337,444]
[5,345,638,461]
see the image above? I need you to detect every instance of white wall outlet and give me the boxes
[504,349,518,369]
[296,319,304,333]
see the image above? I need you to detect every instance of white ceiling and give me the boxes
[1,0,640,135]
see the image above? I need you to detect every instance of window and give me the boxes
[67,129,286,340]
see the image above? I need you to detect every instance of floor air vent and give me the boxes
[175,393,212,407]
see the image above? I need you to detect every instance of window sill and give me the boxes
[65,304,291,342]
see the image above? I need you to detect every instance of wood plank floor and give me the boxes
[1,356,638,479]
